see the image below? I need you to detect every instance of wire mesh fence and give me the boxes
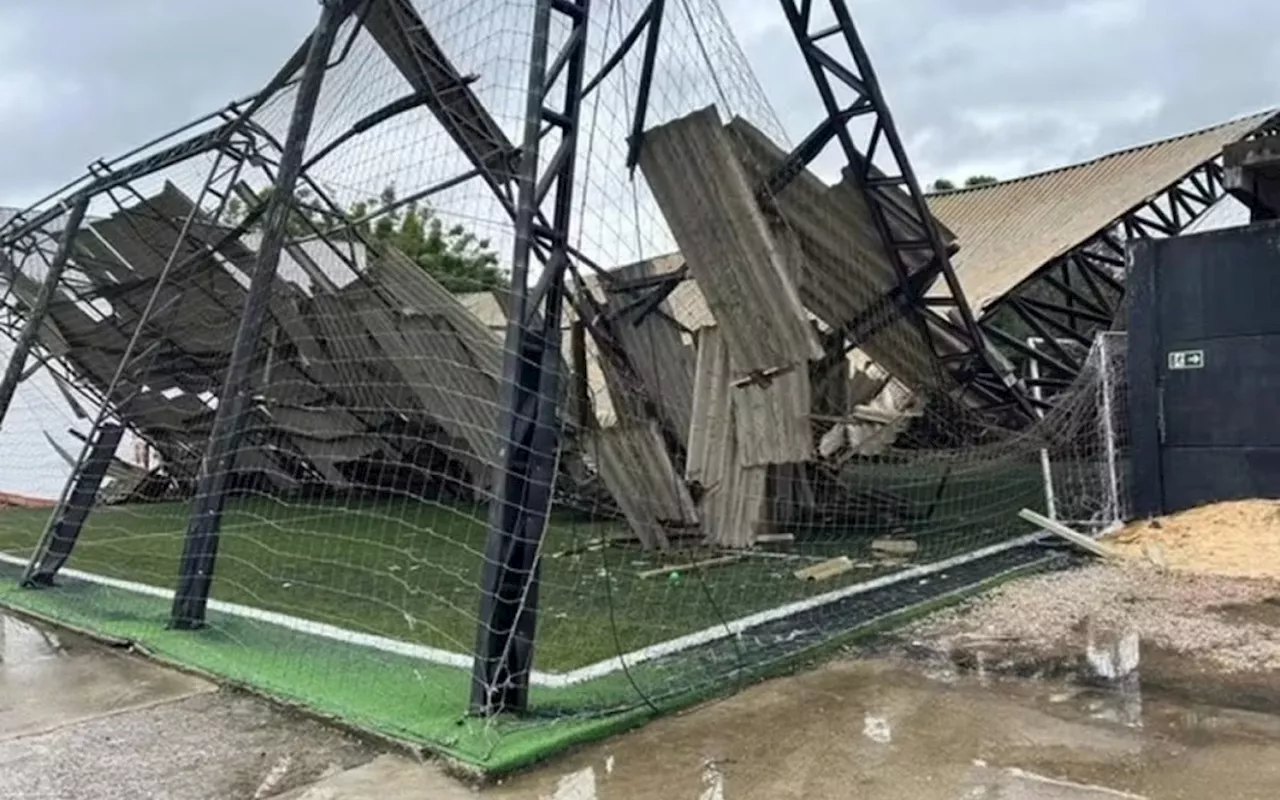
[0,0,1134,768]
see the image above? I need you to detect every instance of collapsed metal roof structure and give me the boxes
[579,109,1280,399]
[0,0,1276,715]
[0,182,517,499]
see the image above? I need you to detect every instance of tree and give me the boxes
[222,185,507,293]
[928,175,999,193]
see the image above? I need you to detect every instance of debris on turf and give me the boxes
[637,554,743,580]
[1019,508,1120,560]
[755,534,796,544]
[871,538,919,557]
[795,556,856,582]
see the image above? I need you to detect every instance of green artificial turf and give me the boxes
[0,560,646,772]
[0,466,1046,673]
[0,453,1054,773]
[0,547,1055,774]
[0,497,868,670]
[0,458,1053,772]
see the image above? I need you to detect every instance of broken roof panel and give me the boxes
[725,116,950,392]
[595,258,698,443]
[584,421,697,550]
[307,291,416,414]
[927,109,1279,313]
[639,105,823,376]
[369,248,503,380]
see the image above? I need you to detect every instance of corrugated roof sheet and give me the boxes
[927,109,1279,312]
[639,106,822,375]
[584,420,697,550]
[687,326,768,548]
[725,115,950,392]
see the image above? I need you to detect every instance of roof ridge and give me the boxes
[930,107,1279,197]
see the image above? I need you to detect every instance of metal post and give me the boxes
[1098,333,1122,528]
[0,196,89,429]
[170,0,351,629]
[22,147,234,588]
[471,0,592,716]
[773,0,1035,421]
[1026,341,1058,520]
[22,425,125,586]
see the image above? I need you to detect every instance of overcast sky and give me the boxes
[1,0,1278,209]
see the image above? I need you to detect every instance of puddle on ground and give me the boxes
[1210,597,1280,628]
[490,657,1280,799]
[0,612,211,742]
[0,613,69,667]
[8,611,1280,797]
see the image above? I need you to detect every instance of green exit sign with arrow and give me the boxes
[1167,349,1205,370]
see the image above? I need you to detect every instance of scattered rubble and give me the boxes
[907,563,1280,674]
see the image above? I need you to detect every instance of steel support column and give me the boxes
[22,425,126,587]
[21,146,240,589]
[0,196,89,430]
[170,0,354,629]
[471,0,592,716]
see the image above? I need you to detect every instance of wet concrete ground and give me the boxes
[0,613,467,799]
[490,658,1280,799]
[6,610,1280,798]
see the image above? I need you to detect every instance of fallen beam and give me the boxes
[1019,508,1120,559]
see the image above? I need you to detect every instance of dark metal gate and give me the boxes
[1128,219,1280,517]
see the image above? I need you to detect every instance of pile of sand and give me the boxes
[1104,499,1280,580]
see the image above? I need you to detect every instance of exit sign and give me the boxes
[1167,349,1205,370]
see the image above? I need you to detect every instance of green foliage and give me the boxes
[222,185,507,294]
[928,175,999,193]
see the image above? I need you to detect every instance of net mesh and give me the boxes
[0,0,1134,763]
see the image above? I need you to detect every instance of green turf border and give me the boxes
[0,553,1057,777]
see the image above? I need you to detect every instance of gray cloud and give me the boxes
[2,0,1278,208]
[733,0,1280,183]
[0,0,314,206]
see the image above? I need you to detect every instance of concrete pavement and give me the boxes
[8,610,1280,798]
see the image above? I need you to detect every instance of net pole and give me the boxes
[471,0,593,716]
[1099,332,1122,527]
[0,195,89,433]
[169,0,354,630]
[1027,346,1058,520]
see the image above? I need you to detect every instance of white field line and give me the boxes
[552,531,1047,685]
[0,552,481,675]
[0,531,1047,688]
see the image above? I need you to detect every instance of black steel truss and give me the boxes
[0,151,265,456]
[470,0,593,717]
[773,0,1034,422]
[363,0,520,194]
[0,198,90,429]
[982,157,1229,384]
[170,0,361,628]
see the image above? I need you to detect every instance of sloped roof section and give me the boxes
[926,108,1279,313]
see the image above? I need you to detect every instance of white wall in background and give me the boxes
[1185,194,1252,234]
[0,339,84,499]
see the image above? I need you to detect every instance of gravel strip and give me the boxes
[906,563,1280,673]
